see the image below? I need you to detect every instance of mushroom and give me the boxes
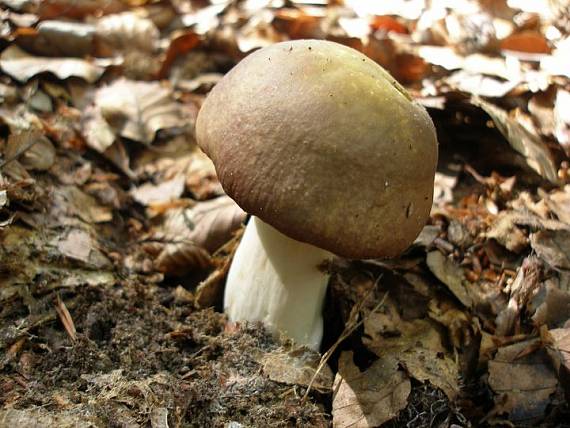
[196,39,438,351]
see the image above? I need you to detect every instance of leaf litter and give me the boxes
[1,0,570,426]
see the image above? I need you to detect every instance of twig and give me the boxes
[301,276,388,402]
[0,136,39,170]
[55,294,77,342]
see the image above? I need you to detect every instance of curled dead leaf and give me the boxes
[0,45,104,83]
[332,351,411,428]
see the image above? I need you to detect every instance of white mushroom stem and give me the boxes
[224,216,333,351]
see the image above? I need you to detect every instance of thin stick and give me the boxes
[301,276,388,402]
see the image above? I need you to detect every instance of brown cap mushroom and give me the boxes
[196,39,438,259]
[196,39,438,350]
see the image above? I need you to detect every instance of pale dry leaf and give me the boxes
[332,351,411,428]
[56,229,112,269]
[531,279,570,328]
[261,346,333,393]
[433,171,458,206]
[85,78,184,145]
[96,12,159,54]
[446,70,519,97]
[543,185,570,224]
[554,89,570,155]
[488,339,558,423]
[545,327,570,380]
[473,98,559,183]
[530,229,570,270]
[495,256,543,336]
[528,88,556,137]
[427,250,473,307]
[130,175,186,206]
[541,37,570,78]
[0,45,104,83]
[486,211,532,253]
[53,185,113,224]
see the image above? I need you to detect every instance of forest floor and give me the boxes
[1,0,570,426]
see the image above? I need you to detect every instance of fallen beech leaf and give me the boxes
[543,185,570,225]
[273,8,323,40]
[53,185,113,224]
[544,327,570,396]
[158,31,201,79]
[427,251,473,308]
[130,175,186,206]
[395,53,427,83]
[530,230,570,270]
[57,229,111,269]
[364,315,459,400]
[531,279,570,328]
[96,12,159,54]
[261,346,333,393]
[4,130,55,171]
[554,89,570,156]
[500,31,551,54]
[0,45,104,83]
[474,98,558,183]
[488,339,558,423]
[16,20,96,57]
[83,78,184,146]
[447,70,519,98]
[528,88,556,137]
[495,256,542,336]
[541,37,570,78]
[370,15,408,34]
[332,351,410,428]
[150,196,246,275]
[37,0,126,19]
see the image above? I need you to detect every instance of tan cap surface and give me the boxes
[196,39,438,259]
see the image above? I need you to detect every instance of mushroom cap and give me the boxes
[196,39,438,259]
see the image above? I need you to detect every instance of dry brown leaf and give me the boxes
[0,45,104,83]
[364,314,459,400]
[554,89,570,156]
[83,78,184,146]
[158,31,201,79]
[473,98,559,183]
[52,185,113,224]
[495,256,543,336]
[486,211,542,253]
[332,351,411,428]
[528,88,556,137]
[426,250,473,308]
[543,185,570,224]
[16,20,96,57]
[544,327,570,395]
[95,12,159,54]
[530,229,570,270]
[500,30,551,54]
[37,0,127,20]
[150,196,245,275]
[130,175,186,206]
[261,346,333,393]
[531,279,570,328]
[488,339,558,423]
[56,229,112,269]
[4,130,55,171]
